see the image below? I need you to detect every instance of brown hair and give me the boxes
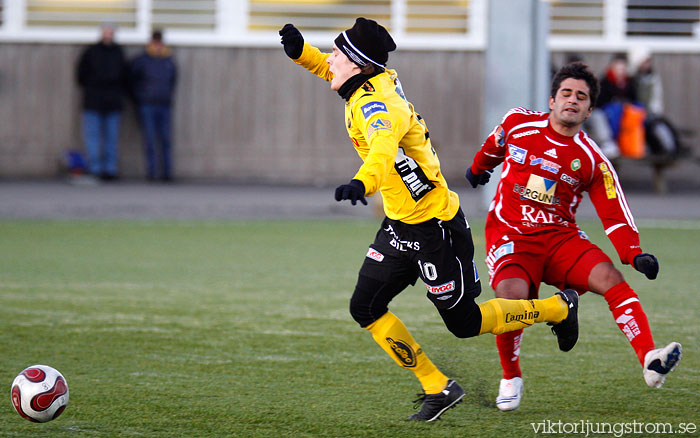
[551,62,599,108]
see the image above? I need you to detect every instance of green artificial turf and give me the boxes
[0,219,698,437]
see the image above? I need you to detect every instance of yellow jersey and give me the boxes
[294,43,459,224]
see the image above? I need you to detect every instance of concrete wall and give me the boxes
[0,43,696,185]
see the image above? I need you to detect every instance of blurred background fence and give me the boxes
[0,0,698,185]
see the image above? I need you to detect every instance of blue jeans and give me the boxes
[138,105,172,180]
[82,110,121,176]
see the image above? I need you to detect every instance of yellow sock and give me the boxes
[366,312,448,394]
[478,296,568,335]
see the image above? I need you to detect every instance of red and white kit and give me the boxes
[470,108,642,291]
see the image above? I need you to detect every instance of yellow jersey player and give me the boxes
[280,18,579,421]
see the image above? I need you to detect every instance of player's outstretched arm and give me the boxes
[633,253,659,280]
[279,24,304,59]
[467,123,506,188]
[279,24,332,81]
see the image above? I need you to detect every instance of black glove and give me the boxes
[633,253,659,280]
[465,167,493,188]
[279,24,304,59]
[334,179,367,206]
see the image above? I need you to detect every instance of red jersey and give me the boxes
[471,108,642,265]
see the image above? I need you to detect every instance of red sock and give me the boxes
[604,282,655,366]
[496,329,523,379]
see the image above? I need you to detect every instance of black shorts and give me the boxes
[359,208,481,310]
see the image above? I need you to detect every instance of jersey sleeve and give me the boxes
[587,160,642,265]
[352,97,405,197]
[292,42,332,82]
[470,113,512,174]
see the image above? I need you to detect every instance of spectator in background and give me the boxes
[130,29,177,182]
[598,53,638,108]
[630,48,680,157]
[630,47,663,116]
[584,53,641,159]
[76,22,128,181]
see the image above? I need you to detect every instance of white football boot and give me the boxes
[496,377,523,411]
[643,342,682,388]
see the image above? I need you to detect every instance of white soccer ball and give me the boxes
[11,365,69,423]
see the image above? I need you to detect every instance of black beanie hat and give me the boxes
[334,18,396,68]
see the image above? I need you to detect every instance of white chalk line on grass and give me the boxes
[253,353,387,363]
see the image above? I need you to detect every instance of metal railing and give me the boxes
[0,0,698,51]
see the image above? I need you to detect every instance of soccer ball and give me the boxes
[11,365,69,423]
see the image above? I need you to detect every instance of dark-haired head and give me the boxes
[152,29,163,42]
[551,62,599,108]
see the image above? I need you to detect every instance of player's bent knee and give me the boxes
[494,265,531,299]
[589,261,626,293]
[438,298,482,338]
[349,275,394,328]
[349,296,383,328]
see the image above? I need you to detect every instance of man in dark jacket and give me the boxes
[584,54,640,159]
[130,29,177,181]
[76,22,128,181]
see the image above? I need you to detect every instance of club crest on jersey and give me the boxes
[571,159,581,171]
[514,174,560,205]
[366,248,384,262]
[361,101,388,120]
[366,118,392,138]
[508,144,527,164]
[386,337,417,367]
[599,163,617,199]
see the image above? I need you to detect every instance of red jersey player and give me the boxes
[465,62,682,411]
